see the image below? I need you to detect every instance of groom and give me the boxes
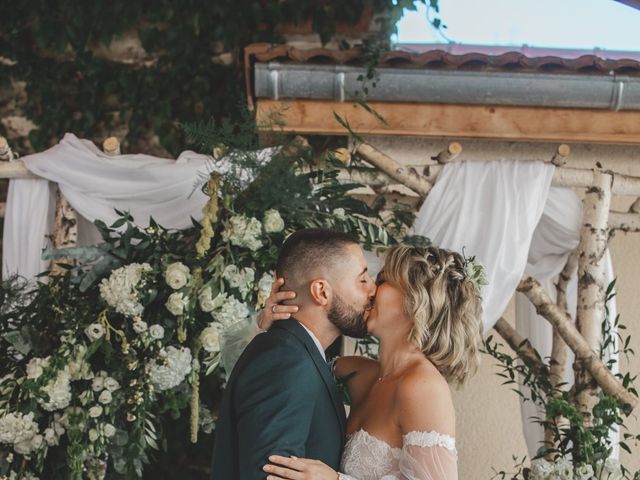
[211,228,376,479]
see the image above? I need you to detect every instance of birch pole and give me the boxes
[573,170,613,425]
[544,251,578,448]
[517,276,636,414]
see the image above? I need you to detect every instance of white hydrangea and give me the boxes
[148,346,192,391]
[0,412,42,456]
[552,458,574,480]
[149,324,165,340]
[221,215,263,251]
[165,292,188,316]
[26,357,50,380]
[256,272,274,307]
[223,265,255,298]
[38,370,72,412]
[211,295,250,327]
[263,209,285,233]
[132,319,148,334]
[530,458,554,480]
[575,464,594,480]
[164,262,191,290]
[99,263,152,317]
[200,324,222,353]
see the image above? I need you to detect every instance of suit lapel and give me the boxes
[272,319,347,436]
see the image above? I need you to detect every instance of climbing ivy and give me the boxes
[0,1,440,156]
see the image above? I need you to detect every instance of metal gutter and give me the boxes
[254,62,640,111]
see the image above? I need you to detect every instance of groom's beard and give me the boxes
[328,293,368,339]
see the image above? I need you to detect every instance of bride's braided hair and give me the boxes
[383,244,484,384]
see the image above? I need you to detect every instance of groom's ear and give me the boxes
[309,278,330,306]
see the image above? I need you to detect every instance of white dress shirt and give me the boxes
[298,322,326,361]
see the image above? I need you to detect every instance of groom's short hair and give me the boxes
[276,229,358,285]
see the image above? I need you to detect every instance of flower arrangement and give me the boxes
[0,137,405,479]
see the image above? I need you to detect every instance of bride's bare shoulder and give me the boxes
[396,361,455,436]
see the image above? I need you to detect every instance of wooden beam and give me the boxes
[256,99,640,144]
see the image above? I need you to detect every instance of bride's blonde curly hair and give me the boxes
[382,244,484,385]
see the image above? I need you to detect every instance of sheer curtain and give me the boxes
[411,160,618,457]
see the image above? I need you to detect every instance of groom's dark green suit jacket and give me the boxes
[211,318,346,479]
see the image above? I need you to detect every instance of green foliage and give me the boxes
[486,281,640,479]
[0,0,439,155]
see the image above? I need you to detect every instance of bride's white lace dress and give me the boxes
[338,429,458,480]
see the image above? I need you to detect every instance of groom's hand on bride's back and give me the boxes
[256,277,299,330]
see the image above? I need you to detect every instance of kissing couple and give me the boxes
[212,228,483,479]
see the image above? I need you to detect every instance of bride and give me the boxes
[257,244,484,480]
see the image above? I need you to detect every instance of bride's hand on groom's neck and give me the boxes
[257,277,299,330]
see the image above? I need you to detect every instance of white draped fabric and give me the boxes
[411,161,618,457]
[2,133,273,282]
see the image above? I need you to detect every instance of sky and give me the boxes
[394,0,640,52]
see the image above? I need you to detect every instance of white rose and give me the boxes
[88,428,99,442]
[132,319,148,334]
[263,209,285,233]
[575,464,594,480]
[88,405,103,418]
[200,324,221,353]
[92,376,105,392]
[149,324,165,340]
[164,262,191,290]
[257,272,275,307]
[26,357,50,380]
[103,377,120,392]
[84,323,105,342]
[165,292,188,316]
[98,390,112,404]
[103,423,116,438]
[198,287,217,313]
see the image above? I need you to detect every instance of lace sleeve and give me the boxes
[337,431,457,480]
